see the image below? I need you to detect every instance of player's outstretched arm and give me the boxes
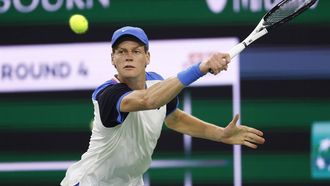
[120,53,231,113]
[165,109,265,149]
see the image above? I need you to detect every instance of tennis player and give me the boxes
[61,26,265,186]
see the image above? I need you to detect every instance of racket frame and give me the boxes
[228,0,317,59]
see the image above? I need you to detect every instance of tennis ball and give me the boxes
[69,14,88,34]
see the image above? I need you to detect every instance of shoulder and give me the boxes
[92,79,130,100]
[146,72,164,81]
[100,83,130,96]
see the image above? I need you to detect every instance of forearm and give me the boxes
[167,111,265,148]
[144,77,184,109]
[166,109,224,142]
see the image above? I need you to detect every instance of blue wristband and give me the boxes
[177,62,204,86]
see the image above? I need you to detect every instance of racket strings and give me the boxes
[264,0,313,26]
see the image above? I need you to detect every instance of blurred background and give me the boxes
[0,0,330,185]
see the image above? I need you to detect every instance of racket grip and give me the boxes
[228,43,246,59]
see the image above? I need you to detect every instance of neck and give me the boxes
[116,73,146,90]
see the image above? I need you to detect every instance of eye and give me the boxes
[116,49,124,54]
[133,50,142,54]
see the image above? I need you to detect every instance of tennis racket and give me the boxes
[228,0,317,59]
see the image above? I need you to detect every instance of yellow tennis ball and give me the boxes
[69,14,88,34]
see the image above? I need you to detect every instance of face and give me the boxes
[111,40,150,80]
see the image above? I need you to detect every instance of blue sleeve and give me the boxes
[146,71,164,80]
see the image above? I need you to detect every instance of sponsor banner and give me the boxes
[0,0,324,26]
[311,122,330,179]
[0,38,239,92]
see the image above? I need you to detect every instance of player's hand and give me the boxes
[199,52,231,75]
[219,114,265,149]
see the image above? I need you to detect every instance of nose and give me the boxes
[125,56,133,61]
[124,51,134,61]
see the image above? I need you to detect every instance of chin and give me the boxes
[120,71,139,78]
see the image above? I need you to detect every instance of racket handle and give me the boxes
[228,43,246,59]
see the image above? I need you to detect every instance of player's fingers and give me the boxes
[220,59,227,66]
[243,141,258,149]
[246,133,265,144]
[209,67,219,75]
[214,61,226,72]
[228,114,239,127]
[231,114,240,124]
[220,57,229,70]
[246,127,264,137]
[209,53,229,74]
[207,61,217,74]
[224,54,231,63]
[213,69,220,75]
[211,63,221,74]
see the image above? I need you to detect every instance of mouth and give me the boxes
[124,65,135,69]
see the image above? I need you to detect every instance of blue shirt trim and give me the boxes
[146,72,164,81]
[116,91,132,123]
[92,79,117,100]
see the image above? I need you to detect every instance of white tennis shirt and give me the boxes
[61,72,177,186]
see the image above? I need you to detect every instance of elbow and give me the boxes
[141,96,160,110]
[165,110,181,131]
[165,120,176,130]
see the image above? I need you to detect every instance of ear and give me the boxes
[145,51,150,67]
[111,53,115,66]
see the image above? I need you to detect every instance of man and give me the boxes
[61,26,265,186]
